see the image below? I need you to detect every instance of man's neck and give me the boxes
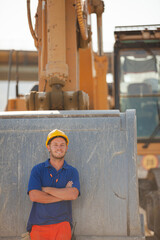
[50,157,64,171]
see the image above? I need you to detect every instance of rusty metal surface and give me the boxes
[0,110,144,239]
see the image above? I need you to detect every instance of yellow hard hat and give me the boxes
[46,129,69,147]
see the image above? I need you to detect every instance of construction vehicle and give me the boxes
[0,0,146,240]
[0,109,145,240]
[113,25,160,239]
[5,0,108,111]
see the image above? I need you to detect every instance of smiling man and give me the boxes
[27,129,80,240]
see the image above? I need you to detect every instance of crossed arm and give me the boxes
[29,181,79,204]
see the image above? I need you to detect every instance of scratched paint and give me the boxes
[0,110,144,239]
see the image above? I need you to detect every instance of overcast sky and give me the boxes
[0,0,160,52]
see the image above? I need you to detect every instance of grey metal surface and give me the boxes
[0,110,144,239]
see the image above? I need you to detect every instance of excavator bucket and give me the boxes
[0,110,145,239]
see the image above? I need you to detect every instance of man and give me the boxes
[27,129,80,240]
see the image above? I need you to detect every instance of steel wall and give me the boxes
[0,110,144,239]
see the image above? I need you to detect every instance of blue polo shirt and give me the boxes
[27,159,80,232]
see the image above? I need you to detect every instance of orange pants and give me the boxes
[30,221,72,240]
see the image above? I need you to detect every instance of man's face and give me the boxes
[47,137,68,160]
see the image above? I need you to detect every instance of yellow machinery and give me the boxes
[23,0,108,111]
[3,2,158,239]
[113,25,160,238]
[5,1,160,238]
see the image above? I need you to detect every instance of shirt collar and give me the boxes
[63,160,69,169]
[44,159,51,168]
[44,159,69,169]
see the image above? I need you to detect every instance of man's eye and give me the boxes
[52,144,65,147]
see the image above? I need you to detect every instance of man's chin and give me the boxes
[56,157,64,160]
[53,155,65,160]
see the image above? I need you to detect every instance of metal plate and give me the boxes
[0,110,144,239]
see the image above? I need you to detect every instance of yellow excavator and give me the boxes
[113,24,160,238]
[2,1,159,239]
[7,0,108,111]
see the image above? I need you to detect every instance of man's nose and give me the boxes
[56,145,63,149]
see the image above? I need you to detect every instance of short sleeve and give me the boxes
[27,165,42,194]
[71,168,80,195]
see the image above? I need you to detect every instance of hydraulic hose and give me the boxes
[27,0,38,46]
[76,0,88,41]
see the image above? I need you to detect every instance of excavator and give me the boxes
[25,4,160,238]
[7,0,108,111]
[113,24,160,238]
[1,0,158,239]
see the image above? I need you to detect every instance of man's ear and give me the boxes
[47,145,50,152]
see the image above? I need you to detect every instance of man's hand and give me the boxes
[21,232,30,240]
[42,181,79,200]
[42,181,73,192]
[66,181,73,188]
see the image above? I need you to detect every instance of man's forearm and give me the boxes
[42,187,79,200]
[29,189,62,204]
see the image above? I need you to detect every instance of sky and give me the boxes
[0,0,160,52]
